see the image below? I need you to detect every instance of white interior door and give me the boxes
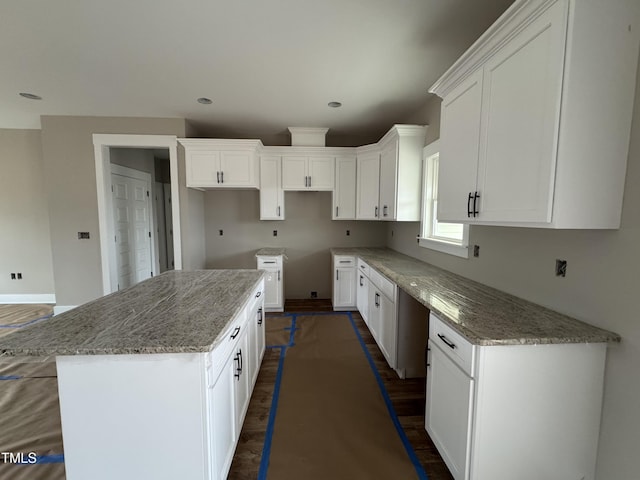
[112,170,152,290]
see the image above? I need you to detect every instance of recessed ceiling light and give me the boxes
[197,97,212,105]
[19,92,42,100]
[328,101,342,108]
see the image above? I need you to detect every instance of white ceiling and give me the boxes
[1,0,514,143]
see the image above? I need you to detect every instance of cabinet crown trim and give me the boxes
[429,0,562,98]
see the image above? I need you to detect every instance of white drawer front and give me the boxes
[257,256,282,268]
[210,309,247,381]
[357,259,370,277]
[429,313,475,376]
[369,268,396,301]
[334,255,355,267]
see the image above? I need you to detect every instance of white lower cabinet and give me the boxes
[426,312,608,480]
[56,281,265,480]
[331,254,357,310]
[356,270,369,326]
[257,255,284,312]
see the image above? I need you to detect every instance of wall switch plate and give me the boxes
[473,245,480,257]
[78,232,90,239]
[555,259,567,277]
[10,273,16,280]
[310,291,318,298]
[17,273,22,279]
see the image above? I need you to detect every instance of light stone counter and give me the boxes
[331,247,619,346]
[0,270,264,356]
[255,247,287,259]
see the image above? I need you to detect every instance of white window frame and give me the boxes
[419,140,469,258]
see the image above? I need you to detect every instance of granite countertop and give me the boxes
[256,247,288,259]
[0,270,264,357]
[331,247,620,346]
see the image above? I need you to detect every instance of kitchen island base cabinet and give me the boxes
[57,282,265,480]
[426,313,607,480]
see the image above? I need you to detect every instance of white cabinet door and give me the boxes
[425,340,474,480]
[333,156,357,219]
[186,151,220,187]
[367,288,381,343]
[356,151,380,220]
[308,156,334,190]
[263,267,283,311]
[256,305,265,366]
[210,354,236,480]
[233,330,251,432]
[357,272,369,325]
[476,1,565,223]
[379,140,397,220]
[260,156,284,220]
[378,292,397,370]
[437,69,483,223]
[282,156,307,190]
[219,151,256,188]
[334,267,356,309]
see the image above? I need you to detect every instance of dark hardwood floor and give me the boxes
[228,304,453,480]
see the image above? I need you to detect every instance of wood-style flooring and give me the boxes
[228,302,453,480]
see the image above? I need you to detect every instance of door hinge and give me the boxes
[146,190,150,197]
[148,231,151,238]
[114,235,117,243]
[151,271,154,277]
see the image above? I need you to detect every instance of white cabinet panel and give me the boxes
[282,156,334,191]
[378,292,397,370]
[210,354,236,480]
[357,271,369,326]
[260,156,284,220]
[425,339,474,480]
[438,70,484,223]
[219,152,256,187]
[356,151,380,220]
[186,151,220,187]
[333,156,357,220]
[233,329,250,432]
[476,1,565,223]
[379,140,397,220]
[258,255,284,312]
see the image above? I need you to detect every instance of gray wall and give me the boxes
[40,116,186,307]
[389,64,640,479]
[204,189,387,298]
[0,129,55,298]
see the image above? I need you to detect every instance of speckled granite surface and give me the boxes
[331,247,620,346]
[0,270,264,357]
[256,248,287,259]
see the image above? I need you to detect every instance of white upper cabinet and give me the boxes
[259,156,284,220]
[356,125,427,221]
[333,156,357,220]
[356,149,381,220]
[431,0,640,229]
[282,155,334,191]
[377,125,426,221]
[180,139,261,189]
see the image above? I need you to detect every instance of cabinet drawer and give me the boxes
[357,259,370,277]
[257,256,282,268]
[210,309,247,382]
[429,313,475,376]
[334,255,355,267]
[369,268,396,302]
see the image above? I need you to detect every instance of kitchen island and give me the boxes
[0,270,266,480]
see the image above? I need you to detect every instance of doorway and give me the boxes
[94,134,182,296]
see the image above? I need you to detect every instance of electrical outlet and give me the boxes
[273,230,278,237]
[10,273,16,280]
[17,273,22,279]
[346,230,350,236]
[77,232,90,239]
[219,229,223,236]
[473,245,480,257]
[555,259,567,277]
[310,291,318,298]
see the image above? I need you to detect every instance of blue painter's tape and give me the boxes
[0,314,53,329]
[36,454,64,464]
[346,311,429,480]
[0,375,21,380]
[258,345,287,480]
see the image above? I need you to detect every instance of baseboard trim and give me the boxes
[0,294,56,304]
[54,305,77,315]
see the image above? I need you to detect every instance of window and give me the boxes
[419,140,469,258]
